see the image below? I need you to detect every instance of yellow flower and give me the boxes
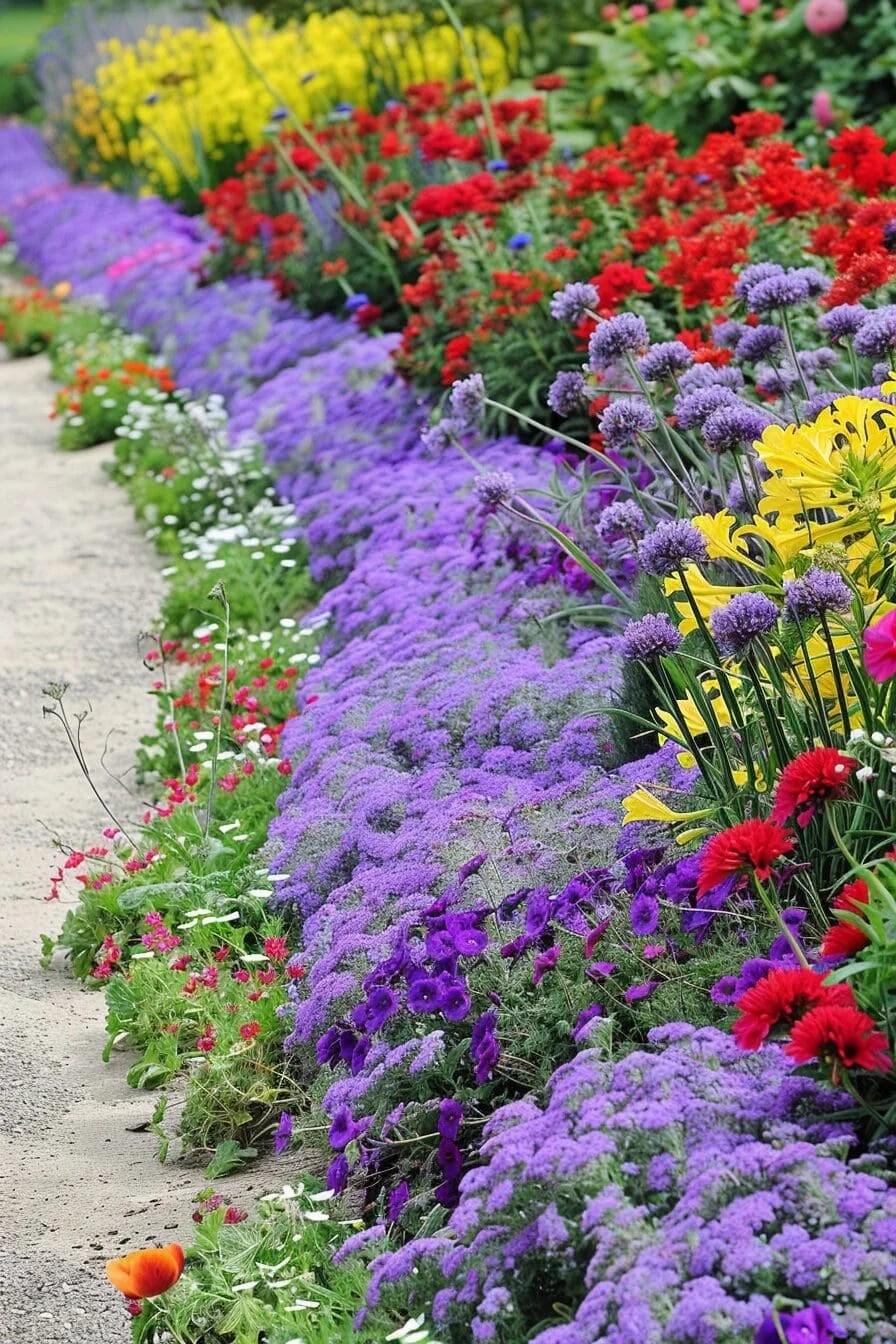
[691,510,771,570]
[621,788,714,828]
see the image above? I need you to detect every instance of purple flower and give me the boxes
[734,262,787,303]
[549,282,598,324]
[702,403,774,455]
[328,1106,371,1150]
[629,891,660,936]
[572,1003,603,1043]
[364,985,399,1032]
[474,471,515,507]
[818,304,868,341]
[673,384,741,429]
[470,1010,500,1085]
[547,369,588,416]
[587,960,616,978]
[532,944,561,985]
[638,520,709,577]
[621,612,682,661]
[507,232,532,250]
[450,373,486,428]
[677,362,744,394]
[735,324,785,362]
[744,269,822,314]
[588,313,650,371]
[388,1180,411,1221]
[709,591,779,656]
[754,1303,846,1344]
[636,340,694,381]
[596,499,646,543]
[439,978,472,1023]
[599,396,656,451]
[783,567,852,621]
[421,418,462,452]
[326,1153,350,1194]
[344,292,370,312]
[273,1111,293,1156]
[710,974,741,1005]
[438,1098,464,1141]
[445,913,489,957]
[853,305,896,358]
[624,980,659,1002]
[407,976,442,1013]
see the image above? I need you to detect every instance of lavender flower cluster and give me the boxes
[368,1025,896,1344]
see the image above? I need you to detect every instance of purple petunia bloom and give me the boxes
[329,1105,371,1150]
[273,1111,293,1155]
[407,976,442,1013]
[388,1180,411,1222]
[439,979,473,1023]
[754,1303,846,1344]
[709,591,779,656]
[532,945,561,985]
[364,985,399,1032]
[438,1098,464,1141]
[624,979,660,1002]
[629,891,660,936]
[326,1153,350,1195]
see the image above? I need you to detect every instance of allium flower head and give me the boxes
[769,747,858,829]
[818,303,868,341]
[635,340,693,381]
[421,418,461,452]
[734,262,786,304]
[547,369,587,416]
[474,471,515,507]
[783,566,852,621]
[621,613,682,661]
[732,964,852,1050]
[596,499,646,542]
[745,271,814,313]
[588,313,649,371]
[599,395,656,450]
[735,324,785,363]
[549,282,598,324]
[710,591,779,656]
[853,305,896,359]
[673,384,741,430]
[787,1003,892,1076]
[449,373,486,428]
[677,363,744,395]
[637,519,709,577]
[697,818,794,898]
[702,403,773,455]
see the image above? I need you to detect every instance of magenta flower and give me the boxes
[863,608,896,682]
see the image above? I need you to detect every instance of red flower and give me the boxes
[696,819,794,897]
[787,1004,892,1078]
[769,747,858,829]
[820,878,871,959]
[733,966,854,1050]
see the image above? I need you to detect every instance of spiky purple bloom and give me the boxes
[818,303,869,342]
[588,313,650,371]
[636,340,694,381]
[549,282,599,324]
[745,272,813,313]
[798,346,837,377]
[599,395,656,450]
[449,373,486,428]
[709,591,779,656]
[621,613,683,661]
[474,471,516,506]
[853,305,896,358]
[734,324,785,363]
[673,385,741,430]
[701,403,774,455]
[783,567,852,621]
[677,363,745,395]
[421,418,461,452]
[711,320,748,349]
[596,499,647,543]
[638,520,709,577]
[734,262,786,304]
[547,369,588,416]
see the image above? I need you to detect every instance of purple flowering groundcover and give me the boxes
[2,123,894,1342]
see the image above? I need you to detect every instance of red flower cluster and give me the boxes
[696,818,794,897]
[769,747,858,829]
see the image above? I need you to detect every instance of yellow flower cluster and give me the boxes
[59,11,510,200]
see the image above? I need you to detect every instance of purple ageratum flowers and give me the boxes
[547,369,588,416]
[549,282,598,324]
[638,520,709,577]
[588,313,650,371]
[783,567,852,621]
[621,613,682,661]
[710,592,779,657]
[599,396,656,451]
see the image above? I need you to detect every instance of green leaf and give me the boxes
[126,1059,173,1090]
[204,1139,258,1179]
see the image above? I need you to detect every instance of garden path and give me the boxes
[0,348,210,1342]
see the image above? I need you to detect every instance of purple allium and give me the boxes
[588,313,650,371]
[745,272,813,313]
[449,373,486,428]
[507,232,532,250]
[711,319,748,349]
[798,346,837,377]
[638,519,709,577]
[273,1111,293,1156]
[549,281,599,324]
[547,369,588,416]
[726,456,770,512]
[629,891,660,936]
[677,362,745,395]
[794,266,832,299]
[474,470,516,506]
[596,498,647,543]
[802,390,841,420]
[818,303,868,342]
[853,305,896,359]
[621,612,682,661]
[755,361,799,395]
[734,261,786,303]
[701,403,774,455]
[734,324,785,363]
[532,945,561,985]
[599,395,656,450]
[636,340,694,381]
[438,1099,464,1141]
[754,1303,846,1344]
[709,591,779,656]
[421,418,462,452]
[673,384,741,429]
[783,566,852,621]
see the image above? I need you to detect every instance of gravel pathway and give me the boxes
[0,348,193,1342]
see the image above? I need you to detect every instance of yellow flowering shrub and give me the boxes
[57,10,510,202]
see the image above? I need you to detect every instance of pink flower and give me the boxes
[737,0,760,12]
[629,2,649,15]
[804,0,848,36]
[863,608,896,682]
[811,90,835,126]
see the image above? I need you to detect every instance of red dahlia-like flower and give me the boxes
[696,818,794,897]
[787,1004,892,1078]
[820,878,871,959]
[732,965,855,1051]
[769,747,858,829]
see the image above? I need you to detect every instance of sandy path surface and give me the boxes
[0,349,210,1342]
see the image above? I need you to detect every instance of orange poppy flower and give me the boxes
[105,1243,184,1299]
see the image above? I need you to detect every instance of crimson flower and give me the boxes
[820,878,871,959]
[733,965,854,1051]
[787,1004,893,1079]
[769,747,858,829]
[696,819,794,897]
